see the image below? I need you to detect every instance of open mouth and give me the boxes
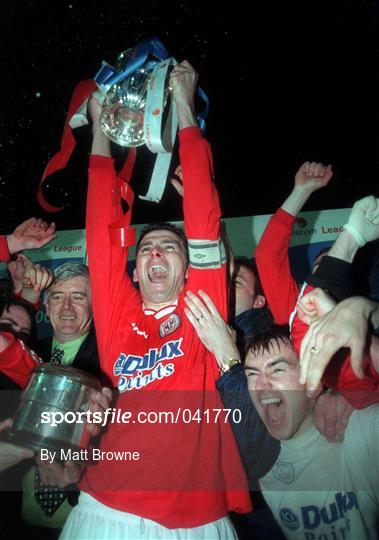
[260,395,285,425]
[148,265,168,283]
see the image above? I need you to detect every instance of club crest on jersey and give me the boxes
[159,313,181,337]
[113,338,184,392]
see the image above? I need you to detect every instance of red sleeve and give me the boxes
[0,236,10,262]
[85,155,140,364]
[180,127,219,241]
[255,208,299,324]
[179,127,227,318]
[291,284,379,408]
[0,333,41,388]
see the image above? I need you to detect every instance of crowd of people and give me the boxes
[0,60,378,540]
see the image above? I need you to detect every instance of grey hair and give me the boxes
[44,262,89,301]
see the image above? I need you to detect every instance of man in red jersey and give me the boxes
[59,61,251,539]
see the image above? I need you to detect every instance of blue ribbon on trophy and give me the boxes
[71,37,209,203]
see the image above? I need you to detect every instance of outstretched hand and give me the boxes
[184,290,240,369]
[7,218,56,254]
[299,296,377,395]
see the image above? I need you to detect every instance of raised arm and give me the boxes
[85,97,139,368]
[255,162,332,324]
[170,62,227,315]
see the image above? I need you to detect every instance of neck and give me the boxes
[53,331,88,344]
[143,298,178,311]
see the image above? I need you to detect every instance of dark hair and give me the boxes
[0,297,37,346]
[244,324,292,356]
[136,222,189,261]
[234,256,264,296]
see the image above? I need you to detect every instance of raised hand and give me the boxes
[169,61,198,129]
[294,161,333,192]
[296,287,336,326]
[344,195,379,247]
[300,296,378,395]
[7,218,56,254]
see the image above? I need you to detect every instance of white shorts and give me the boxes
[59,492,238,540]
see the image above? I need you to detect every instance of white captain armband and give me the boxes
[188,238,227,269]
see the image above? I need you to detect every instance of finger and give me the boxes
[38,268,53,291]
[42,268,53,290]
[184,291,209,320]
[314,163,324,177]
[92,389,110,412]
[25,264,37,287]
[197,290,220,318]
[314,395,327,435]
[296,305,313,326]
[323,400,338,442]
[184,306,200,329]
[299,326,315,383]
[309,162,317,176]
[350,340,366,379]
[33,264,45,290]
[301,161,310,173]
[306,343,337,396]
[170,178,184,197]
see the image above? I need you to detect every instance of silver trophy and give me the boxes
[99,49,171,147]
[1,365,101,455]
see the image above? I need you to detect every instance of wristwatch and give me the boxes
[219,358,241,375]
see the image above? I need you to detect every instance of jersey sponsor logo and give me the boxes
[279,508,299,531]
[279,492,358,533]
[301,492,358,530]
[273,461,295,484]
[159,313,181,337]
[114,338,184,392]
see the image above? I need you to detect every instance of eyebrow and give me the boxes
[51,290,87,295]
[245,357,291,373]
[0,317,31,335]
[139,238,181,248]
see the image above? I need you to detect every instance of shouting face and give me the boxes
[245,339,316,441]
[134,229,188,309]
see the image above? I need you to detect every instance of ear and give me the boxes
[44,298,50,317]
[133,268,139,283]
[253,294,266,308]
[185,266,189,280]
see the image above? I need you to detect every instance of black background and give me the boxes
[1,0,379,232]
